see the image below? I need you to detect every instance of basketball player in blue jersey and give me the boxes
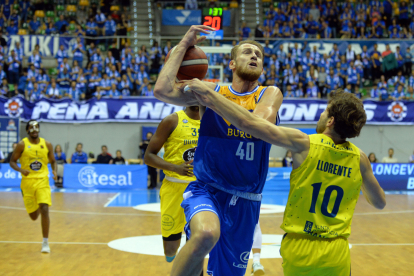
[154,25,283,276]
[185,85,387,275]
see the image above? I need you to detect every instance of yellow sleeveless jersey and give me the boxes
[20,137,50,179]
[281,134,362,239]
[163,110,200,182]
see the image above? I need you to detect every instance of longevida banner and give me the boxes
[371,163,414,190]
[0,164,54,187]
[63,164,148,189]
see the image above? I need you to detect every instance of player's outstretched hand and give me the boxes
[180,25,216,48]
[174,160,194,177]
[21,169,30,177]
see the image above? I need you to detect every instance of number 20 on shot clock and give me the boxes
[202,8,223,30]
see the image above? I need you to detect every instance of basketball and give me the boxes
[165,46,208,80]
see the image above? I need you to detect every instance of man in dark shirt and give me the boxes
[4,143,17,163]
[96,145,113,164]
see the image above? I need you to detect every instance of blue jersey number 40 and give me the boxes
[236,142,254,161]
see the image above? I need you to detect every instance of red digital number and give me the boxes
[203,16,221,30]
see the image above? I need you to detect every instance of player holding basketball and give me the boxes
[154,25,283,276]
[10,120,57,253]
[144,106,200,263]
[185,85,387,275]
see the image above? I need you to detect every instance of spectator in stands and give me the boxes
[28,15,41,35]
[185,0,197,10]
[54,144,67,164]
[368,153,378,163]
[113,150,126,165]
[71,143,88,164]
[406,86,414,101]
[45,22,57,35]
[57,68,71,95]
[76,68,87,95]
[391,85,405,101]
[88,67,102,98]
[46,79,61,99]
[7,49,20,88]
[405,47,412,77]
[58,57,71,73]
[382,148,398,163]
[91,48,103,72]
[239,21,250,40]
[108,83,121,98]
[119,73,132,96]
[17,69,28,96]
[140,81,154,97]
[0,78,8,97]
[320,21,332,39]
[55,45,68,66]
[28,49,42,70]
[55,14,69,34]
[282,150,293,167]
[86,17,98,46]
[72,37,86,66]
[307,15,320,39]
[103,15,116,50]
[6,19,17,35]
[163,40,172,56]
[306,81,320,99]
[37,68,49,93]
[68,81,84,101]
[140,131,157,189]
[371,44,382,81]
[95,9,106,35]
[96,145,113,164]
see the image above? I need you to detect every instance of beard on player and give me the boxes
[315,110,329,134]
[235,62,262,82]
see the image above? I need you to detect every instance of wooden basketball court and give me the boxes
[1,190,413,276]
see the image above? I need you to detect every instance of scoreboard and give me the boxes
[202,8,223,31]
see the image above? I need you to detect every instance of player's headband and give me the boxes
[28,121,40,133]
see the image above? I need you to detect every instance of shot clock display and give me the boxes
[202,8,223,30]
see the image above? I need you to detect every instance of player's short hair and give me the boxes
[102,145,107,149]
[26,120,39,131]
[76,143,83,147]
[231,40,264,61]
[328,89,367,139]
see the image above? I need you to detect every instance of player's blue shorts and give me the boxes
[181,181,261,276]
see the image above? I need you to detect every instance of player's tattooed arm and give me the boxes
[360,150,386,209]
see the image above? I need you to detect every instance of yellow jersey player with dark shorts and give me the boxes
[185,85,387,275]
[10,120,57,253]
[144,106,200,263]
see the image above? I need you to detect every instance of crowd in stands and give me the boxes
[255,0,414,40]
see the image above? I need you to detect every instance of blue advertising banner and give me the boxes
[0,116,19,156]
[0,96,184,123]
[271,39,414,57]
[7,35,74,57]
[1,96,414,124]
[371,163,414,191]
[0,164,54,187]
[162,10,231,27]
[63,164,148,189]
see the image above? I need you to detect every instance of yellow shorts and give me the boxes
[21,178,52,214]
[160,178,189,238]
[281,233,351,276]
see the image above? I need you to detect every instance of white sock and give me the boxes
[43,238,48,243]
[253,253,260,264]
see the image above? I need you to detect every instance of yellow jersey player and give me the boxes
[186,85,387,275]
[10,120,57,253]
[144,106,200,263]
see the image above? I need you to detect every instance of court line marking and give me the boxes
[0,206,160,216]
[1,205,414,217]
[104,193,120,208]
[0,241,107,245]
[1,240,414,247]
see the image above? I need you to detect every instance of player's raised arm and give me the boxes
[154,25,215,106]
[360,150,386,209]
[186,79,309,152]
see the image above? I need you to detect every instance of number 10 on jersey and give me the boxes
[236,142,254,161]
